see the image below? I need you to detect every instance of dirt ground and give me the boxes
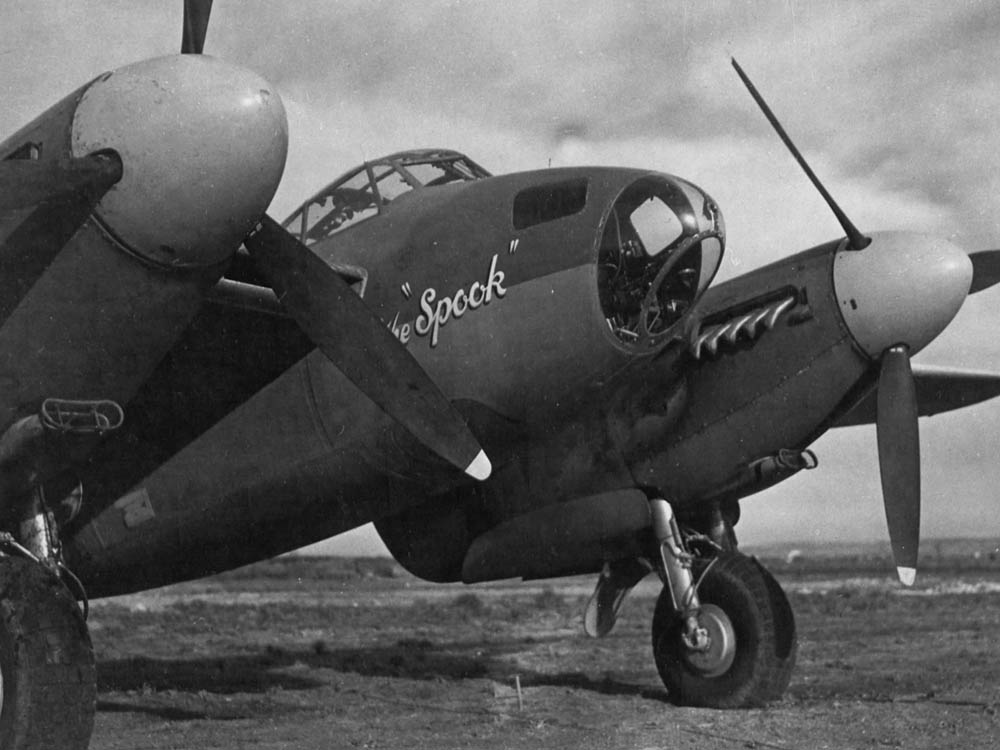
[86,551,1000,750]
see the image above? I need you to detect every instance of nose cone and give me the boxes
[70,54,288,268]
[833,231,972,357]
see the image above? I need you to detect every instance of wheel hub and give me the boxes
[682,603,736,677]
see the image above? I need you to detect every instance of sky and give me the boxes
[3,1,1000,554]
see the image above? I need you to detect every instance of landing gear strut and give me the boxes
[649,498,796,708]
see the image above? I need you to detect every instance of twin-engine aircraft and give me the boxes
[2,2,1000,747]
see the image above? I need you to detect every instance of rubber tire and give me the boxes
[652,552,797,708]
[0,557,95,749]
[753,556,797,702]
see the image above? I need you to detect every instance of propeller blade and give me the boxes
[731,58,870,251]
[244,215,491,481]
[181,0,213,54]
[969,250,1000,294]
[0,152,123,212]
[0,153,123,319]
[875,345,920,585]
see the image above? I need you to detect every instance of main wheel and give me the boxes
[0,556,95,749]
[651,552,796,708]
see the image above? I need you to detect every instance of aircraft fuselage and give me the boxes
[61,167,884,595]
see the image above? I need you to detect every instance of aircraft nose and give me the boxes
[833,231,972,357]
[70,54,288,269]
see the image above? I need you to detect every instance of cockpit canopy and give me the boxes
[598,174,725,347]
[282,149,491,246]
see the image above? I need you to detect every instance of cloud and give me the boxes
[216,1,997,249]
[8,2,996,252]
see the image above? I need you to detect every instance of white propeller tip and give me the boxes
[464,450,492,481]
[896,566,916,586]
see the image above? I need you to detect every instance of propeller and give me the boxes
[732,58,930,584]
[0,152,123,324]
[173,1,488,479]
[181,0,213,54]
[0,152,123,213]
[731,58,870,251]
[969,250,1000,293]
[875,346,920,585]
[244,216,491,481]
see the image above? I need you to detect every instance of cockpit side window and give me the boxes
[404,159,479,187]
[372,166,414,202]
[512,178,588,230]
[299,170,380,245]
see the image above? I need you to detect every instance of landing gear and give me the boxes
[646,497,796,708]
[651,552,796,707]
[0,556,95,749]
[0,400,119,749]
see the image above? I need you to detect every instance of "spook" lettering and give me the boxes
[389,253,507,347]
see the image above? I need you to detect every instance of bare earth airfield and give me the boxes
[88,542,1000,750]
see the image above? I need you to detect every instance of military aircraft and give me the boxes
[3,2,1000,747]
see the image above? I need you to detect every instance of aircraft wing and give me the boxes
[835,364,1000,427]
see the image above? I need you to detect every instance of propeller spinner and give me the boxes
[732,58,975,585]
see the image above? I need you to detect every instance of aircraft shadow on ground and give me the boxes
[98,651,326,694]
[97,635,663,718]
